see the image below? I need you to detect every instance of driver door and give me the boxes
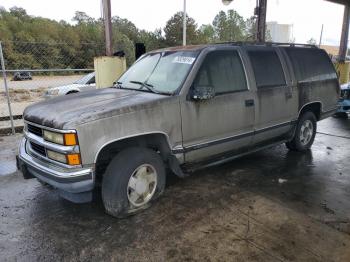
[180,48,256,163]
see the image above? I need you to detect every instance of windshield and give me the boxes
[117,50,199,94]
[74,72,95,85]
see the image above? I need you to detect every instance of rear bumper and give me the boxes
[17,138,94,194]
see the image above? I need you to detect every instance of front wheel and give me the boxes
[102,147,166,218]
[286,111,317,152]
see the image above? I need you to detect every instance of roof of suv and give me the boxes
[150,42,319,53]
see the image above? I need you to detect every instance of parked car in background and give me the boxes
[12,71,32,81]
[18,43,339,218]
[45,72,95,98]
[335,82,350,118]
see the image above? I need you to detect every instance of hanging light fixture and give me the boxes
[222,0,234,6]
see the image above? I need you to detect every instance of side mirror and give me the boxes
[190,85,215,101]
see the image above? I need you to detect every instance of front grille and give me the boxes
[27,124,43,137]
[30,142,46,156]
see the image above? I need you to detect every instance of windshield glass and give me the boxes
[117,51,199,94]
[74,72,95,85]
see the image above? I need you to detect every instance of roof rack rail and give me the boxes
[214,41,318,48]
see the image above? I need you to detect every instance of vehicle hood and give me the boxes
[24,88,173,129]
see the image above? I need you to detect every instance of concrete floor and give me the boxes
[0,117,350,261]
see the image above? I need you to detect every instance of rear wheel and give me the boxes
[102,147,166,218]
[286,111,317,152]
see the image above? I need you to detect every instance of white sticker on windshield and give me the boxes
[173,56,196,64]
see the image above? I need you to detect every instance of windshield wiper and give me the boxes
[114,81,123,88]
[129,80,172,95]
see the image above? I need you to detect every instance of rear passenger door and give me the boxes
[245,47,297,145]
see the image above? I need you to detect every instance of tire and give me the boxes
[334,112,348,119]
[102,147,166,218]
[286,111,317,152]
[66,91,79,95]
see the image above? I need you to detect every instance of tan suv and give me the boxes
[18,43,339,218]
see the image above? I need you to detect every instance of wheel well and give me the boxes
[299,102,321,120]
[95,134,172,182]
[66,90,79,95]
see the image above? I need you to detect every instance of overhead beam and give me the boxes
[325,0,350,6]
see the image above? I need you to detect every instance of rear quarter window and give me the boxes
[283,48,337,82]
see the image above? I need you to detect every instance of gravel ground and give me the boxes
[0,75,82,90]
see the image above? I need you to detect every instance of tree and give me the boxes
[72,11,95,24]
[212,10,246,42]
[307,38,317,45]
[164,12,200,46]
[245,16,256,41]
[198,24,216,43]
[139,29,166,52]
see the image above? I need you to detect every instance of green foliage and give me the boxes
[0,6,269,70]
[307,38,317,45]
[213,10,246,42]
[164,12,201,46]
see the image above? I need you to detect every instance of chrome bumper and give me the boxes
[18,137,94,194]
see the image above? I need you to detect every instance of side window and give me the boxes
[247,49,286,88]
[193,50,248,95]
[284,48,337,82]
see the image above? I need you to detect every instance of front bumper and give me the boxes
[17,138,94,196]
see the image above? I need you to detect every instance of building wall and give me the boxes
[266,21,293,43]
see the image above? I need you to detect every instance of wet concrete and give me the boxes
[1,117,350,261]
[0,134,21,176]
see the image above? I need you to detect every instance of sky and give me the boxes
[0,0,346,46]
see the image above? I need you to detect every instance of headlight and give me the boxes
[43,130,77,146]
[47,150,81,165]
[47,150,67,163]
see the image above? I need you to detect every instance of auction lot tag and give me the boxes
[173,56,196,64]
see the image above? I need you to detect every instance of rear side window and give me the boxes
[247,48,286,88]
[193,50,248,95]
[284,48,337,82]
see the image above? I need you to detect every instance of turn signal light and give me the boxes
[67,154,81,165]
[64,133,78,146]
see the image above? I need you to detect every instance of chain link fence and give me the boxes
[0,41,104,134]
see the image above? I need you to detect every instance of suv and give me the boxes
[12,71,32,81]
[17,43,339,218]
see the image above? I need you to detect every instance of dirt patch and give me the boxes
[0,88,44,117]
[0,87,46,103]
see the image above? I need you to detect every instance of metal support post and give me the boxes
[256,0,267,42]
[0,42,15,135]
[102,0,113,56]
[183,0,187,46]
[339,5,350,62]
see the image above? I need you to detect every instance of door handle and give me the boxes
[245,99,255,107]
